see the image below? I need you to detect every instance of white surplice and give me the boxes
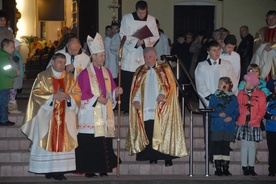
[119,13,159,72]
[195,59,238,108]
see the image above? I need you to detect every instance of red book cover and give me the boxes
[132,25,153,40]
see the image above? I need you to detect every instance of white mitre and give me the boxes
[87,33,105,54]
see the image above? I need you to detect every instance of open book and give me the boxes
[132,25,153,40]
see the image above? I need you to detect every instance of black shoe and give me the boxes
[85,173,98,178]
[223,169,232,176]
[99,172,108,177]
[249,166,257,176]
[53,174,67,180]
[0,121,15,126]
[123,110,129,114]
[268,173,275,176]
[45,173,52,179]
[215,169,223,176]
[165,160,173,167]
[6,121,15,126]
[149,160,157,164]
[242,166,250,176]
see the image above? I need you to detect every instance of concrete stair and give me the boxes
[0,111,270,177]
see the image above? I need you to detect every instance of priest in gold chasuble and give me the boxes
[21,53,81,180]
[126,47,188,167]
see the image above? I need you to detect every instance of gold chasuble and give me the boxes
[87,66,115,137]
[21,67,81,152]
[126,62,188,157]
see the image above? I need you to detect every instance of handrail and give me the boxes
[161,55,210,112]
[161,55,214,177]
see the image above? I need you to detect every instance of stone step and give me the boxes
[16,92,31,99]
[0,150,30,163]
[0,137,268,162]
[0,160,269,177]
[112,136,269,151]
[8,112,267,140]
[0,147,269,166]
[116,161,269,176]
[116,113,207,126]
[1,117,269,153]
[2,105,270,177]
[0,138,30,151]
[8,106,211,127]
[7,114,25,126]
[0,162,32,177]
[0,126,25,138]
[0,126,268,152]
[0,136,269,162]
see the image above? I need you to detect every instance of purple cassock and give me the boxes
[78,65,117,100]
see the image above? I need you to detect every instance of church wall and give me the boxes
[99,0,275,45]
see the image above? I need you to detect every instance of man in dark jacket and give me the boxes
[237,26,254,82]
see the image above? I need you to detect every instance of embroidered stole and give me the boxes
[131,63,170,146]
[45,77,68,152]
[87,65,115,137]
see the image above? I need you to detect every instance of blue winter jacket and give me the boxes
[209,90,239,132]
[265,94,276,132]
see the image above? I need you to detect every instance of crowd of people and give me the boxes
[0,0,276,180]
[20,1,187,180]
[194,10,276,177]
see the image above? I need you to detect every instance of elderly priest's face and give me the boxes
[144,50,157,68]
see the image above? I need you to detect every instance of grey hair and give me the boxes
[143,47,157,55]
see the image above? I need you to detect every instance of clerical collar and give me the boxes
[51,67,62,78]
[132,12,148,21]
[147,64,156,69]
[93,64,101,70]
[268,25,276,29]
[207,58,220,65]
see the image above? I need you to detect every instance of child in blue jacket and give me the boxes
[264,78,276,177]
[209,77,239,176]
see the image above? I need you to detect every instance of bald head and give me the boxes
[67,38,81,56]
[143,47,157,67]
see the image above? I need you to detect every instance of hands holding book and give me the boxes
[132,25,153,40]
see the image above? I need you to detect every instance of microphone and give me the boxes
[70,55,75,74]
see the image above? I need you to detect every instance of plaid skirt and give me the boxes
[235,123,263,142]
